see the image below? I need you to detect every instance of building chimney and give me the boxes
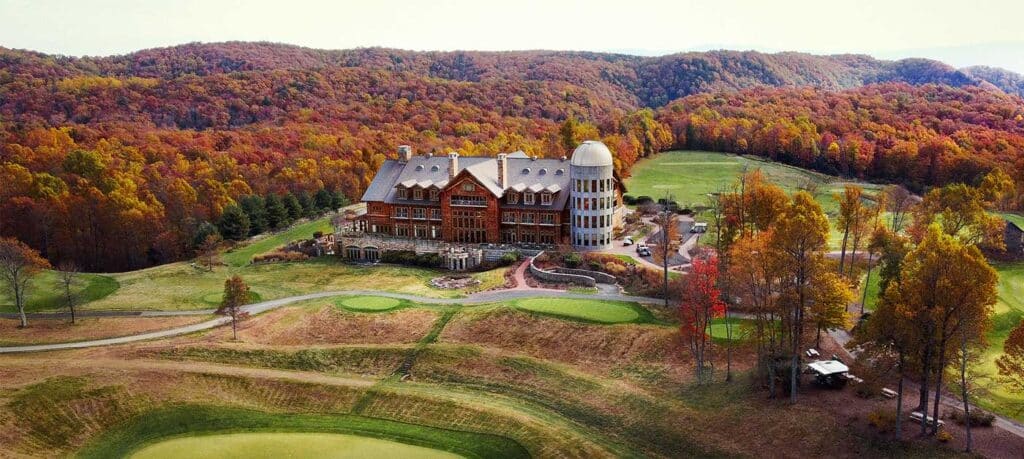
[496,153,508,189]
[447,152,459,179]
[398,145,413,162]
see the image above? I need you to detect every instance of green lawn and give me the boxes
[513,298,652,324]
[625,151,888,249]
[1000,212,1024,229]
[130,432,459,459]
[0,271,119,313]
[974,262,1024,421]
[223,217,335,267]
[2,257,510,313]
[706,317,754,341]
[336,296,404,312]
[77,405,527,459]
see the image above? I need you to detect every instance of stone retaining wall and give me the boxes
[528,256,596,287]
[552,267,618,284]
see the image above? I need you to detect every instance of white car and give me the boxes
[622,236,634,246]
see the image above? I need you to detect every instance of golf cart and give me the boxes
[805,359,850,389]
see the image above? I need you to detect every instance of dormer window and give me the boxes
[429,189,439,201]
[524,191,535,205]
[541,192,552,205]
[413,188,423,200]
[507,192,518,204]
[397,187,408,200]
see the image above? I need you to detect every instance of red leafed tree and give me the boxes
[679,254,725,383]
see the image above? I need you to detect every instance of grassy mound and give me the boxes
[78,405,528,459]
[129,432,459,459]
[513,298,648,324]
[337,296,404,312]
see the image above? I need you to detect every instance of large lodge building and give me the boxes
[341,141,626,269]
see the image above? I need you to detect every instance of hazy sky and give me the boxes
[3,0,1023,72]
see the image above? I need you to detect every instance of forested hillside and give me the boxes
[1,42,1022,271]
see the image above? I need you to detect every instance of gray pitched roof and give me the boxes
[360,153,573,210]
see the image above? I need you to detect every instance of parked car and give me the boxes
[691,222,708,233]
[636,242,651,257]
[623,236,634,246]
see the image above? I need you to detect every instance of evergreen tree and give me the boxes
[283,192,303,221]
[217,204,251,241]
[331,189,349,210]
[193,221,220,247]
[298,191,316,217]
[264,193,289,229]
[239,195,267,236]
[315,188,334,212]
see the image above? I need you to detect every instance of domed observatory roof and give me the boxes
[570,140,613,167]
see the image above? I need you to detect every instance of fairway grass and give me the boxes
[66,259,507,312]
[513,298,648,324]
[222,216,336,267]
[337,296,404,312]
[0,271,118,313]
[129,432,461,459]
[78,405,528,459]
[625,151,888,249]
[974,262,1024,421]
[707,317,754,341]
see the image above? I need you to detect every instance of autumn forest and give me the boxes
[2,42,1023,271]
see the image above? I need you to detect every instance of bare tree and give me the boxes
[0,238,51,327]
[652,194,679,308]
[198,234,222,271]
[884,185,915,232]
[56,261,80,324]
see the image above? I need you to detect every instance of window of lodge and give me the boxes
[396,187,408,200]
[429,189,439,201]
[412,207,425,219]
[413,188,423,200]
[394,207,409,218]
[507,192,518,204]
[452,209,487,243]
[541,192,551,205]
[502,212,516,224]
[524,192,535,205]
[521,213,535,224]
[430,208,441,220]
[540,213,554,225]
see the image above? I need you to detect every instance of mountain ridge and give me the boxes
[4,41,1022,104]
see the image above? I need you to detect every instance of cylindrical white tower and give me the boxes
[569,140,615,251]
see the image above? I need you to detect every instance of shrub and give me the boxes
[562,253,582,268]
[498,251,521,266]
[867,408,895,432]
[635,196,654,206]
[380,250,442,268]
[948,408,995,427]
[588,260,602,271]
[604,262,627,277]
[252,250,309,264]
[623,194,637,205]
[936,429,952,443]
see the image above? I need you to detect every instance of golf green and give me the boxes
[129,432,461,459]
[337,296,403,311]
[515,298,641,323]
